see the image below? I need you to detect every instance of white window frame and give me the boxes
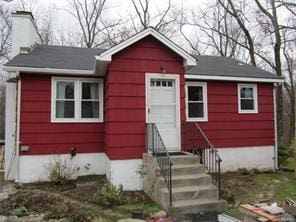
[51,77,104,123]
[238,83,258,114]
[185,82,208,122]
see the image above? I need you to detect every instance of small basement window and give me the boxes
[52,77,103,122]
[185,82,208,122]
[238,83,258,113]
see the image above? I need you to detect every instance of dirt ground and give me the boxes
[221,170,296,220]
[0,170,295,221]
[0,173,161,222]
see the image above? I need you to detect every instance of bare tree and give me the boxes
[130,0,176,35]
[0,4,12,140]
[179,1,244,58]
[0,4,11,61]
[65,0,121,48]
[0,85,5,140]
[217,0,256,66]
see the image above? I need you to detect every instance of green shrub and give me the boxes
[278,144,293,166]
[46,156,80,185]
[95,183,129,207]
[238,167,249,175]
[11,206,27,217]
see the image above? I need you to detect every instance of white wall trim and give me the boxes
[185,82,208,122]
[237,83,258,114]
[51,76,104,123]
[18,153,107,183]
[3,66,95,75]
[145,73,181,150]
[185,74,284,83]
[96,27,196,67]
[216,146,275,172]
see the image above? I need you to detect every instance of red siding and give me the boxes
[197,81,275,148]
[19,36,275,159]
[105,36,186,160]
[20,74,105,155]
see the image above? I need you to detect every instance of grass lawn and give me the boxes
[222,170,296,219]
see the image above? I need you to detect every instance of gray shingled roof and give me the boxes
[187,55,281,79]
[5,45,105,70]
[5,45,281,80]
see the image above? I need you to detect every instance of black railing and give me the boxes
[182,122,222,199]
[146,123,173,206]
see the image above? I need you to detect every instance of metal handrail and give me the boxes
[146,123,173,206]
[182,122,222,199]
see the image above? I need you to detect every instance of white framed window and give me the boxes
[185,82,208,122]
[238,83,258,114]
[51,77,103,122]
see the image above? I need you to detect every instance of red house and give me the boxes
[3,11,283,214]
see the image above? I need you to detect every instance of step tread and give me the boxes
[173,185,217,192]
[172,199,225,208]
[161,185,217,193]
[172,174,210,180]
[172,163,203,168]
[170,155,198,159]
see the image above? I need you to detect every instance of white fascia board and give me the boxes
[185,74,284,83]
[3,66,95,75]
[95,28,197,67]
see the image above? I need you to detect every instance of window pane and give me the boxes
[57,81,74,99]
[56,101,74,118]
[188,103,204,118]
[188,86,203,101]
[82,82,99,100]
[240,87,253,99]
[82,101,99,118]
[241,99,254,110]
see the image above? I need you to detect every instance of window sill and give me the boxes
[51,119,103,123]
[186,118,208,122]
[238,110,258,114]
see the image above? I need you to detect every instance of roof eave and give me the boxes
[185,74,284,83]
[3,66,95,75]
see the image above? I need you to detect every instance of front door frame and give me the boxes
[145,73,181,151]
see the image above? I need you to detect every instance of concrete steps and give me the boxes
[142,152,226,218]
[172,163,205,175]
[169,199,226,215]
[167,154,226,216]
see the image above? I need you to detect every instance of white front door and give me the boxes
[146,74,180,151]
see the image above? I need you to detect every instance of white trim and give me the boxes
[145,73,181,150]
[3,66,95,75]
[16,77,21,181]
[51,76,104,123]
[96,28,196,67]
[238,83,258,114]
[185,74,284,83]
[185,82,208,122]
[273,84,278,169]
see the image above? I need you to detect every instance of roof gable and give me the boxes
[95,27,197,68]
